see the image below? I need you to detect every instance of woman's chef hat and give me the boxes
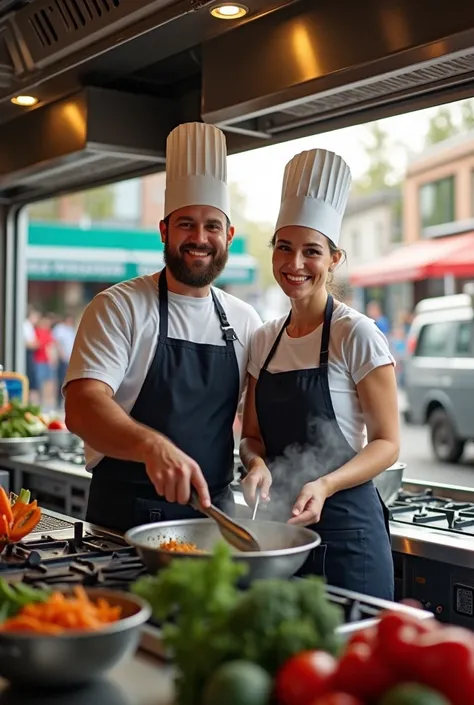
[275,149,352,246]
[164,122,230,220]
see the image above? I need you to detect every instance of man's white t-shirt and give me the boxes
[65,274,262,470]
[247,301,395,453]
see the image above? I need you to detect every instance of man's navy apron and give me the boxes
[86,269,240,533]
[255,295,394,599]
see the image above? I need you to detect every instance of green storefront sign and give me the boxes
[27,223,257,286]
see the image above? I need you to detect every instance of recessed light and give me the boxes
[210,3,249,19]
[11,95,39,107]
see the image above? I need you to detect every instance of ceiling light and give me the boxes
[11,95,39,107]
[210,3,249,19]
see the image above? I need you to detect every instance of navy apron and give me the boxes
[255,295,394,600]
[86,269,240,533]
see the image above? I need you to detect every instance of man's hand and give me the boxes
[141,435,211,508]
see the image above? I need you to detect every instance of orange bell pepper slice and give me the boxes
[0,487,12,525]
[10,506,41,543]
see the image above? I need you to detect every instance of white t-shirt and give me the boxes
[247,301,395,453]
[65,274,262,470]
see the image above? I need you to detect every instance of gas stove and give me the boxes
[35,443,86,466]
[0,508,432,656]
[390,487,474,535]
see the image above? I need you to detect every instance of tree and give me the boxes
[83,185,115,221]
[229,182,274,288]
[460,99,474,131]
[424,106,458,146]
[352,122,396,194]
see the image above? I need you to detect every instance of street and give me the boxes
[400,419,474,489]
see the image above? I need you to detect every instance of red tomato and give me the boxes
[275,651,337,705]
[347,626,377,648]
[311,695,364,705]
[331,642,397,701]
[48,419,66,430]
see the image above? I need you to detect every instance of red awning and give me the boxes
[349,233,474,288]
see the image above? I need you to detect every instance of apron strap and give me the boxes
[319,294,334,368]
[158,268,169,338]
[262,294,334,372]
[262,312,291,370]
[158,269,236,346]
[211,288,238,346]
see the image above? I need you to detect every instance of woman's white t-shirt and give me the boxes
[247,301,395,453]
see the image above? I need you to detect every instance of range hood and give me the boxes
[0,87,175,202]
[202,0,474,141]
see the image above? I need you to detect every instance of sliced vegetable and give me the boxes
[0,487,13,525]
[11,488,31,521]
[10,506,42,543]
[0,579,50,619]
[0,514,9,544]
[0,586,122,634]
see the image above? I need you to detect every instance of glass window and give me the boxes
[454,321,473,357]
[419,176,455,229]
[415,322,455,357]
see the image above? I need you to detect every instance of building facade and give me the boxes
[349,132,474,319]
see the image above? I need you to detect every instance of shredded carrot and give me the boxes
[159,539,206,554]
[0,586,122,635]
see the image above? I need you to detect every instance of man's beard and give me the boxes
[163,242,229,287]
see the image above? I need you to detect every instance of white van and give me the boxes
[405,293,474,463]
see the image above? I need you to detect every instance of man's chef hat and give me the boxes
[164,122,230,220]
[275,149,352,247]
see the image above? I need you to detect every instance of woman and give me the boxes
[240,149,399,600]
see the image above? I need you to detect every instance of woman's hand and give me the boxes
[241,459,272,508]
[288,478,329,526]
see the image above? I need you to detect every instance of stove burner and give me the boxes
[390,489,474,535]
[35,442,85,466]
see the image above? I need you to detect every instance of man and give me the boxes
[64,122,262,532]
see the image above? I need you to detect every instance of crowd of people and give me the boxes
[23,307,77,410]
[365,301,413,389]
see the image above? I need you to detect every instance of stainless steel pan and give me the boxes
[125,518,321,585]
[373,462,406,506]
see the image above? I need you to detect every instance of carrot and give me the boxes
[0,487,13,525]
[0,587,123,635]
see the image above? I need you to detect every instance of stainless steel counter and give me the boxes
[3,454,474,569]
[0,651,175,704]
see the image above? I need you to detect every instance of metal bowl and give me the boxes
[373,462,406,506]
[125,518,321,585]
[0,588,151,687]
[46,429,81,451]
[0,436,48,456]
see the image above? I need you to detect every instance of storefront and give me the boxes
[349,232,474,320]
[26,222,258,312]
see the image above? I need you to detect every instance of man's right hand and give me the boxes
[141,435,211,508]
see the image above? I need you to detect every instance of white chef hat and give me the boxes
[164,122,230,220]
[275,149,352,246]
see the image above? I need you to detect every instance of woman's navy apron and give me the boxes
[86,269,240,533]
[255,295,394,599]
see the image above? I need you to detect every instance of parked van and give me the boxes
[405,293,474,463]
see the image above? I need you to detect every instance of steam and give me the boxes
[260,416,356,522]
